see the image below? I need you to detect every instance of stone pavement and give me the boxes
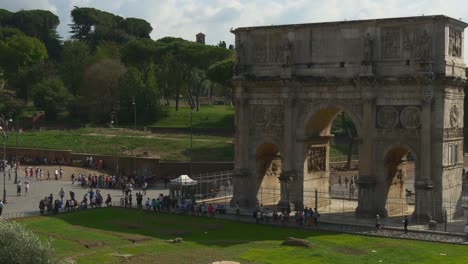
[0,165,168,218]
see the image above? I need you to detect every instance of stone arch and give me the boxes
[379,142,419,217]
[255,143,282,205]
[297,101,363,139]
[292,102,362,209]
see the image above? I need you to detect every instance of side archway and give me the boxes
[256,143,282,205]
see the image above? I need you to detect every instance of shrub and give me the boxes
[0,219,58,264]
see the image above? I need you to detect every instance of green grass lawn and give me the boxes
[4,128,233,161]
[4,127,357,162]
[150,105,235,129]
[17,208,468,264]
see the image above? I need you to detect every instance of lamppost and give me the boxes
[13,116,19,184]
[189,107,193,177]
[1,116,11,204]
[132,96,136,130]
[110,111,119,176]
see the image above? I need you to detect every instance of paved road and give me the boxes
[0,166,169,218]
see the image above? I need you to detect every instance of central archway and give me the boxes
[294,105,361,210]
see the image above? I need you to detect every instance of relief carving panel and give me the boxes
[402,28,431,58]
[449,28,462,58]
[450,105,459,128]
[307,146,326,172]
[382,27,401,59]
[250,104,284,143]
[253,35,267,63]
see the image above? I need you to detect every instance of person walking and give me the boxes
[25,181,30,196]
[16,181,22,196]
[403,215,409,234]
[375,214,382,232]
[59,188,65,202]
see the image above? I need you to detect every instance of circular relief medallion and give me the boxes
[377,106,399,129]
[400,106,421,129]
[450,105,459,128]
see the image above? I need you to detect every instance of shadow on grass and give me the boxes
[47,207,337,247]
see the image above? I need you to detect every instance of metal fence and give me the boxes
[253,187,468,235]
[192,170,234,204]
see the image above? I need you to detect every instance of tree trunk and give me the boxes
[175,83,180,111]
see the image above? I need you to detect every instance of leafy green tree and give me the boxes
[217,41,226,48]
[70,7,152,46]
[120,66,160,123]
[0,35,48,75]
[10,10,61,59]
[123,18,152,38]
[0,27,24,40]
[31,78,71,120]
[79,59,126,123]
[0,89,25,117]
[207,58,234,87]
[60,40,90,96]
[121,39,158,78]
[0,9,13,26]
[12,61,57,102]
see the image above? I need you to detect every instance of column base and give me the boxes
[277,200,294,212]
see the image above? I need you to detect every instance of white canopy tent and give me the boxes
[170,175,197,186]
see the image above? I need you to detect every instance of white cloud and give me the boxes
[1,0,468,62]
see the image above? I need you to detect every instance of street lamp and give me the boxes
[110,111,119,176]
[12,117,19,184]
[132,96,136,130]
[1,116,11,204]
[189,107,193,177]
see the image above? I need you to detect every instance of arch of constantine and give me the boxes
[230,15,467,220]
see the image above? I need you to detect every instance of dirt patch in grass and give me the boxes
[80,241,106,249]
[334,246,368,256]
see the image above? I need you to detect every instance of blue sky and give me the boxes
[1,0,468,61]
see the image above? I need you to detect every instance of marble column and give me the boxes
[277,85,295,209]
[413,90,434,221]
[356,91,377,217]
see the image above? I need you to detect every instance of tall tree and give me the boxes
[0,35,48,75]
[70,7,152,46]
[79,59,126,123]
[60,40,90,96]
[10,10,61,59]
[31,78,71,120]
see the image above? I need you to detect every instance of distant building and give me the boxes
[196,32,205,44]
